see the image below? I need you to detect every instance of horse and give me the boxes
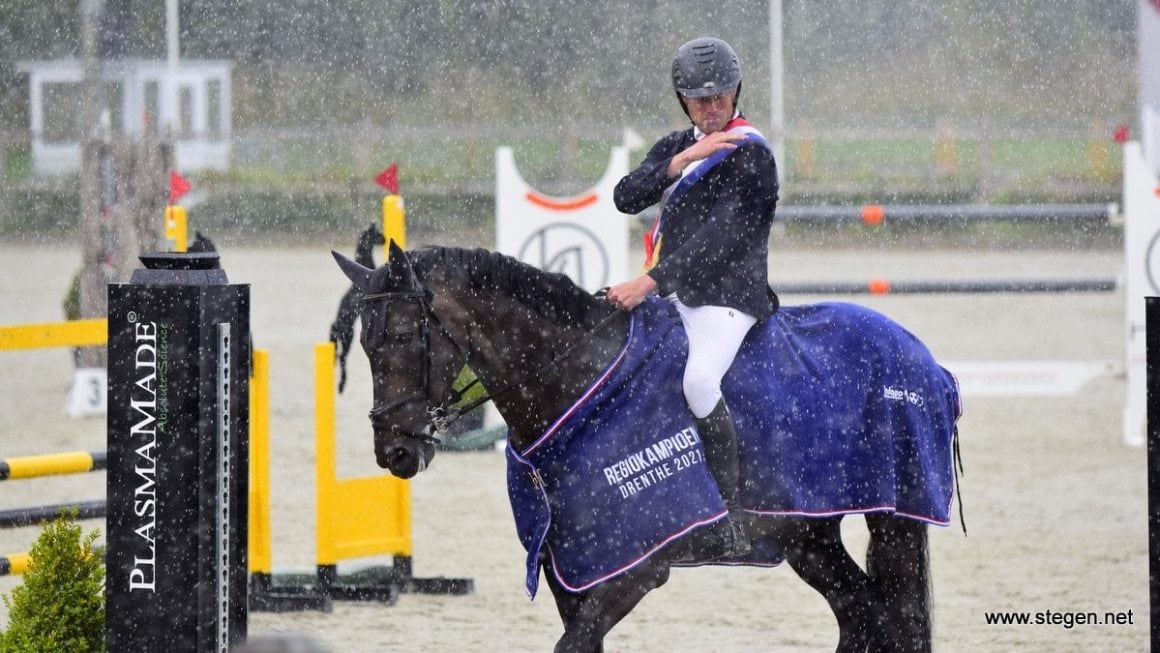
[333,243,961,653]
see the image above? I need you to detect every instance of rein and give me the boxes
[432,307,625,432]
[363,286,625,437]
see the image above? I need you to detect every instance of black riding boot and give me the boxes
[695,399,751,559]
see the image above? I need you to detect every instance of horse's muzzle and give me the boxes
[375,430,433,479]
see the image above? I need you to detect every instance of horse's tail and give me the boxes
[865,514,932,653]
[329,287,360,393]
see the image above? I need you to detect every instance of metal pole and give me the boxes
[1139,0,1160,175]
[166,0,180,136]
[0,501,107,529]
[214,323,233,652]
[78,0,106,368]
[0,129,8,221]
[773,278,1119,295]
[776,203,1118,224]
[768,0,786,169]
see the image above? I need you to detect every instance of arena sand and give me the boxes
[0,241,1143,652]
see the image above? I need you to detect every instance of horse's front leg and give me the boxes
[544,558,671,653]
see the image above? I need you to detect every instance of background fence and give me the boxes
[2,122,1123,200]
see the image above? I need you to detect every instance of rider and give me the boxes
[606,37,780,559]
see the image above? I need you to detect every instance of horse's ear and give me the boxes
[386,241,420,290]
[332,250,374,292]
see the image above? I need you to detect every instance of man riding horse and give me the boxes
[332,36,959,652]
[607,37,780,559]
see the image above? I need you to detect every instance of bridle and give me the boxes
[361,284,625,447]
[362,287,460,447]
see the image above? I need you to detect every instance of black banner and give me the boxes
[106,253,249,652]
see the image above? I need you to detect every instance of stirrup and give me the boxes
[721,517,752,558]
[677,517,751,561]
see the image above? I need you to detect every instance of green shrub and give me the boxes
[0,513,105,653]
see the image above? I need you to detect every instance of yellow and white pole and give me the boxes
[164,204,188,252]
[247,349,272,576]
[382,194,406,249]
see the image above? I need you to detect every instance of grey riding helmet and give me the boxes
[671,37,742,115]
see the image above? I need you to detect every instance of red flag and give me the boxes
[169,170,192,204]
[374,163,400,194]
[1113,124,1130,144]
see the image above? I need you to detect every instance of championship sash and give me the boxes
[642,118,770,270]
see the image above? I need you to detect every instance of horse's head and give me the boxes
[332,243,464,478]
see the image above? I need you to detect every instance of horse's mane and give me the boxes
[410,247,614,329]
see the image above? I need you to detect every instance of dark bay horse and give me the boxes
[334,243,959,653]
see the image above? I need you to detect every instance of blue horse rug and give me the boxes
[506,296,961,598]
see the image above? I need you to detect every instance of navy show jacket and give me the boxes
[614,124,780,320]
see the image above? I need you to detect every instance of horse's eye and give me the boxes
[392,331,417,344]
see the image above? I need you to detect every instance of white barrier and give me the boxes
[946,361,1115,398]
[1123,142,1160,445]
[495,146,630,294]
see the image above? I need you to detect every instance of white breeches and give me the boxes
[669,296,757,419]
